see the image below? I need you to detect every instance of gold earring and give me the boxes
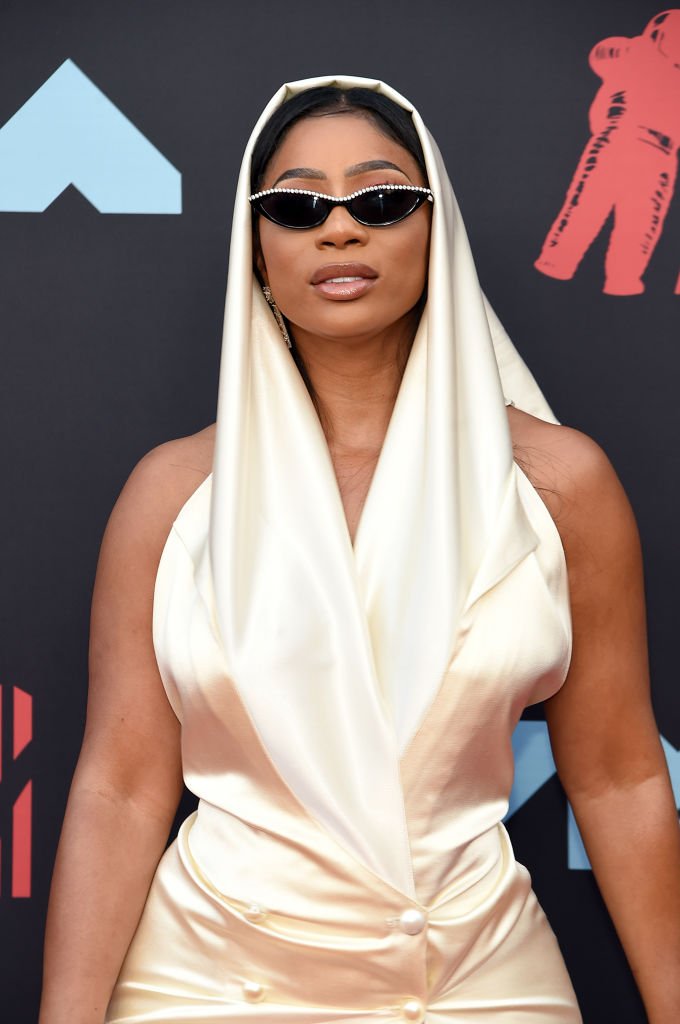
[262,285,292,349]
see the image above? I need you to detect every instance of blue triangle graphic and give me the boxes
[0,59,181,213]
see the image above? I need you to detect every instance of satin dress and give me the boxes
[104,453,583,1024]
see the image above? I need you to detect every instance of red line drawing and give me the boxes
[534,10,680,295]
[13,687,32,759]
[0,685,33,897]
[12,781,31,898]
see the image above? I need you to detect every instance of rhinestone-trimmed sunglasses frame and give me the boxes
[248,182,434,228]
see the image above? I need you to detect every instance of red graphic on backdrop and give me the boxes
[534,10,680,295]
[0,685,33,897]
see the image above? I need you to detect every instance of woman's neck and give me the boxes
[291,308,419,452]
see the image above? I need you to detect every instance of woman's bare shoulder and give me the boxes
[508,406,605,495]
[507,406,639,578]
[136,422,216,509]
[104,423,217,566]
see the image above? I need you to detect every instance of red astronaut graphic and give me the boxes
[534,10,680,295]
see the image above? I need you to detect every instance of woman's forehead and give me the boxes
[261,113,424,185]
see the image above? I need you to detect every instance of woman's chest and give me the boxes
[331,451,380,546]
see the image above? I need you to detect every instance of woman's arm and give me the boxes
[543,430,680,1023]
[39,445,192,1024]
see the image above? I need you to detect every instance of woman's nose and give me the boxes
[316,206,369,248]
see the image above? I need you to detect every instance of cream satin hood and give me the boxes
[204,74,560,897]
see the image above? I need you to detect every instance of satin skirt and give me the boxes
[105,813,582,1024]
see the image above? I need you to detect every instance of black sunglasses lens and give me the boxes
[351,189,423,225]
[257,193,327,228]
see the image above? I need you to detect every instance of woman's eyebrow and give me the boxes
[272,167,324,185]
[345,160,410,178]
[272,160,410,186]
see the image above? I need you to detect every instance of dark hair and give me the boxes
[250,86,428,194]
[250,87,429,434]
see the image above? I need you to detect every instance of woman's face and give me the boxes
[254,112,431,345]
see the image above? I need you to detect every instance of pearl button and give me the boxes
[242,980,265,1002]
[243,902,267,922]
[401,997,425,1022]
[398,908,427,935]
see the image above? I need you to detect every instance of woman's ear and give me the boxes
[253,229,268,287]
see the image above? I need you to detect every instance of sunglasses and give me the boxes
[249,183,434,230]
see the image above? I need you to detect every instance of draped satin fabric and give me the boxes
[105,75,582,1022]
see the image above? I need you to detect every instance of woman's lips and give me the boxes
[310,263,378,300]
[313,276,377,299]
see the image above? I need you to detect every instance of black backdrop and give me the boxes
[0,2,678,1021]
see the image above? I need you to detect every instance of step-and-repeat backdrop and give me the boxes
[1,2,678,1021]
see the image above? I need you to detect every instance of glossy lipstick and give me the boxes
[310,262,378,300]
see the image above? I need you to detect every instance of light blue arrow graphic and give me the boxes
[508,723,680,871]
[0,58,181,213]
[507,720,592,870]
[661,736,680,804]
[507,720,557,816]
[567,801,591,870]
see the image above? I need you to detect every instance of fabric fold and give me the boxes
[202,74,562,894]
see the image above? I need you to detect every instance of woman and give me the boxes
[39,75,680,1024]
